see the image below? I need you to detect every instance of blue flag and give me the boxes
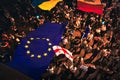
[83,26,90,38]
[7,22,67,80]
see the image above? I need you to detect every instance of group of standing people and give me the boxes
[0,0,120,80]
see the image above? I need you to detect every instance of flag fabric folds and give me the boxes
[38,0,62,11]
[7,22,67,80]
[32,0,62,11]
[32,0,47,7]
[52,45,74,62]
[77,0,103,15]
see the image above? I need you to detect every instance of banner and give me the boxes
[77,0,103,15]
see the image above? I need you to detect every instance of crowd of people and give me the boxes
[0,0,120,80]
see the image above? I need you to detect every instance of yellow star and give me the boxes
[46,38,50,41]
[26,50,30,54]
[42,38,45,39]
[48,43,52,46]
[30,37,34,40]
[27,41,31,44]
[48,48,51,51]
[24,45,29,48]
[37,55,41,59]
[30,54,34,57]
[18,43,21,44]
[36,37,40,39]
[43,53,48,56]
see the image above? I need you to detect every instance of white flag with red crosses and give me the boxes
[52,46,73,62]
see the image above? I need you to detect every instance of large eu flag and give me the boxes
[7,22,67,80]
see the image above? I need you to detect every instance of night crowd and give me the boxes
[0,0,120,80]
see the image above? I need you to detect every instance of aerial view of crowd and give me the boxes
[0,0,120,80]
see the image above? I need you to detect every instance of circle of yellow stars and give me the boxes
[24,37,52,59]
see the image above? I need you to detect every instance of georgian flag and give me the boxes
[52,46,73,62]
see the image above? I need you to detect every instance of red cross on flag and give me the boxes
[52,46,73,62]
